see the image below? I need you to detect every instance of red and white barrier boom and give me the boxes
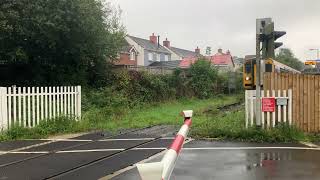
[137,110,193,180]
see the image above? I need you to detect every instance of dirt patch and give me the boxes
[123,125,178,137]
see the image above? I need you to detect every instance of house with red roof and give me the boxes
[209,48,235,70]
[178,48,235,71]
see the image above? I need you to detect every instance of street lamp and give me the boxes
[310,48,319,60]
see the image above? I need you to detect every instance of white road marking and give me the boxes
[300,141,320,148]
[99,138,155,141]
[22,139,93,142]
[133,148,167,150]
[20,137,174,142]
[8,151,49,154]
[57,149,125,153]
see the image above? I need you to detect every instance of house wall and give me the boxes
[113,53,137,66]
[125,36,145,66]
[144,50,171,66]
[163,47,182,60]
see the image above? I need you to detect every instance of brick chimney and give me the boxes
[150,33,157,44]
[218,48,223,54]
[195,46,200,55]
[163,38,170,48]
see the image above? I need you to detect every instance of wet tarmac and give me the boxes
[112,141,320,180]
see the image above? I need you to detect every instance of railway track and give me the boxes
[0,126,174,180]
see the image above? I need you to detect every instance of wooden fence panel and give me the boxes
[263,72,320,132]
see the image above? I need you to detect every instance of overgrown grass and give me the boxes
[0,95,241,141]
[191,109,309,143]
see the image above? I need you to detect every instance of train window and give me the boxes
[265,64,273,72]
[245,63,251,73]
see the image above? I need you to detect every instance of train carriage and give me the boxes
[243,57,300,90]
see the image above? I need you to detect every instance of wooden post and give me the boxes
[266,90,270,129]
[27,87,31,127]
[71,86,74,117]
[272,90,276,127]
[36,87,40,125]
[0,87,8,131]
[52,86,56,119]
[23,87,26,127]
[245,90,248,128]
[8,87,11,128]
[40,87,44,121]
[32,87,35,127]
[283,90,287,123]
[261,90,265,129]
[64,86,67,116]
[44,87,48,120]
[18,87,22,126]
[77,86,81,120]
[278,90,281,124]
[13,86,16,126]
[56,87,60,117]
[288,89,292,126]
[49,87,52,120]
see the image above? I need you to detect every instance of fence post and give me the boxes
[272,90,276,127]
[283,90,287,123]
[288,89,292,126]
[245,90,248,128]
[76,86,81,120]
[0,87,8,131]
[261,90,265,129]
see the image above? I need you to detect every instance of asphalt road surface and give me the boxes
[0,126,176,180]
[1,128,320,180]
[113,141,320,180]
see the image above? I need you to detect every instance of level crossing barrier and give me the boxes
[137,110,193,180]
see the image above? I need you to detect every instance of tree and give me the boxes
[0,0,125,86]
[276,48,304,71]
[188,59,218,98]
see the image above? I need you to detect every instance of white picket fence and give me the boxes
[245,89,292,129]
[0,86,81,131]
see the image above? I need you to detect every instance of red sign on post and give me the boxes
[262,98,276,112]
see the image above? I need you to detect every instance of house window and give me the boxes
[164,55,169,61]
[148,52,153,61]
[157,54,160,62]
[130,51,135,61]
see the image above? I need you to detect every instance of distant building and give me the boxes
[178,48,236,71]
[209,48,235,70]
[113,40,138,66]
[162,38,199,60]
[125,33,171,66]
[233,56,244,70]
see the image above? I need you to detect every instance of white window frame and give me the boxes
[164,55,169,61]
[148,52,153,61]
[156,54,160,62]
[130,51,135,61]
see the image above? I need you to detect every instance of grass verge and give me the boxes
[1,93,318,143]
[0,94,241,142]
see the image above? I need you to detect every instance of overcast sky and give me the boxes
[110,0,320,61]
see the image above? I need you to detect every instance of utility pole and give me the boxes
[256,29,262,127]
[255,18,286,127]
